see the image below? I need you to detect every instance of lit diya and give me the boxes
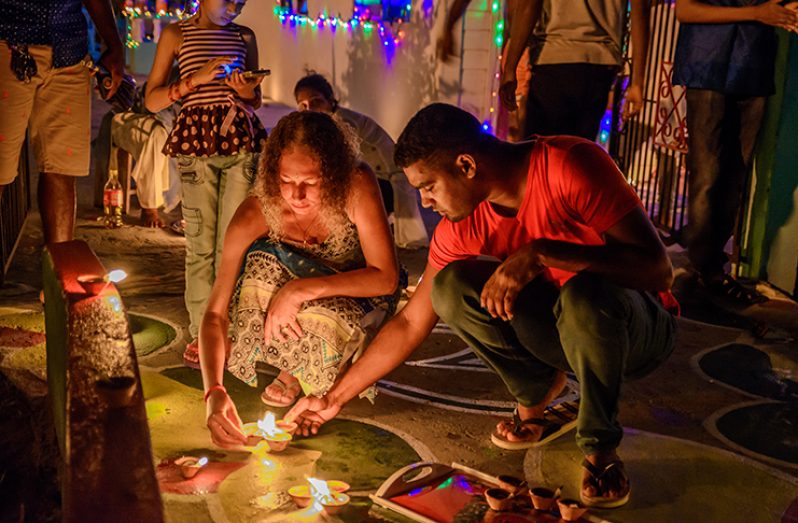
[289,477,351,514]
[242,412,294,451]
[174,456,208,479]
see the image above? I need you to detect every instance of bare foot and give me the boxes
[141,208,165,228]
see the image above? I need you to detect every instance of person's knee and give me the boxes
[431,260,482,322]
[558,273,627,327]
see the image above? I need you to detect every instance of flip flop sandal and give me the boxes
[183,339,200,370]
[490,400,579,450]
[260,377,302,407]
[706,274,768,307]
[580,459,631,509]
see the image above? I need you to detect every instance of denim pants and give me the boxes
[430,260,676,455]
[685,89,766,279]
[177,152,256,338]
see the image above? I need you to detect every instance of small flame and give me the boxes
[197,457,208,467]
[308,477,343,506]
[107,269,128,283]
[257,412,284,438]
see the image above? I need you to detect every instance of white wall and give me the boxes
[237,1,501,139]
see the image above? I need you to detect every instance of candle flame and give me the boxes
[197,457,208,467]
[107,269,128,283]
[257,412,284,438]
[308,477,344,506]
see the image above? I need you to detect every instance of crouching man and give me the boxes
[283,103,678,508]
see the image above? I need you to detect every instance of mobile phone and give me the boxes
[242,69,271,79]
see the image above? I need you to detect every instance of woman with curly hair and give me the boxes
[199,111,400,447]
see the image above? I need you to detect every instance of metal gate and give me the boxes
[609,0,688,244]
[0,136,32,284]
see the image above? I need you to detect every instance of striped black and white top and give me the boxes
[164,18,267,158]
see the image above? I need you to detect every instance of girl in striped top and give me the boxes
[144,0,268,368]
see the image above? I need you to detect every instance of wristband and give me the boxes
[204,384,227,402]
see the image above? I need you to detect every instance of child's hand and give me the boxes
[192,56,235,85]
[225,70,264,101]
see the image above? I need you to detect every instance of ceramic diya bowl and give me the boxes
[241,423,293,450]
[484,487,512,511]
[529,486,558,511]
[557,498,588,521]
[320,492,350,515]
[174,456,205,479]
[497,474,527,496]
[287,481,351,509]
[276,419,298,436]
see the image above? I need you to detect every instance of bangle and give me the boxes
[185,75,197,92]
[204,384,227,403]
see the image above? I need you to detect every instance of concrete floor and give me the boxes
[0,99,797,522]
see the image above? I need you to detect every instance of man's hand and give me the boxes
[436,29,457,63]
[205,389,247,448]
[98,46,125,99]
[622,83,644,121]
[480,244,543,321]
[284,395,341,436]
[499,67,519,112]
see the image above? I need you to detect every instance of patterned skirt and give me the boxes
[163,103,267,158]
[227,240,397,396]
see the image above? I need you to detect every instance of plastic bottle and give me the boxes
[103,169,124,228]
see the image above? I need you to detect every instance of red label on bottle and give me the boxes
[103,189,123,207]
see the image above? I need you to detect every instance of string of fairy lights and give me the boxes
[120,0,506,136]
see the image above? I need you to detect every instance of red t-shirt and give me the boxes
[429,136,644,288]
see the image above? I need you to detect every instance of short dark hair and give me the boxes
[394,103,488,169]
[294,73,338,110]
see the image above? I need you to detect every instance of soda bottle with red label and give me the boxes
[103,169,124,228]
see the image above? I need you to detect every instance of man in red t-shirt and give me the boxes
[287,104,677,509]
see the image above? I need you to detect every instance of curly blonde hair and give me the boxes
[255,111,360,216]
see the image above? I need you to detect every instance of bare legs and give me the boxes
[38,172,76,244]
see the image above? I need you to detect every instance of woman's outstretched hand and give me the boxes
[264,280,308,342]
[285,395,341,436]
[205,389,247,448]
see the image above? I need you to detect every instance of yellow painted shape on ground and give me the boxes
[0,308,47,388]
[140,370,326,522]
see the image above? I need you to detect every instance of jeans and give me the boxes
[178,152,256,338]
[431,259,676,455]
[524,63,618,140]
[685,89,766,279]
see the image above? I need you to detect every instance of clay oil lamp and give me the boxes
[78,269,127,295]
[174,456,208,479]
[497,474,527,496]
[557,498,588,521]
[242,412,292,451]
[529,485,561,511]
[484,487,512,511]
[289,478,351,513]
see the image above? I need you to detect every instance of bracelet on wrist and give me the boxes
[204,384,227,403]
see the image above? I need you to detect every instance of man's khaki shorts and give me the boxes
[0,41,91,184]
